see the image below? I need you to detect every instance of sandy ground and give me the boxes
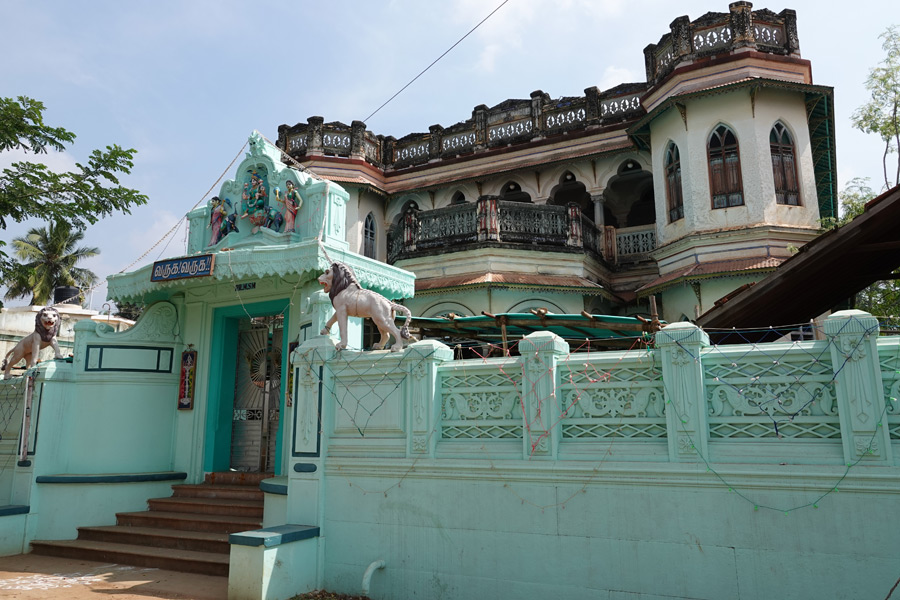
[0,554,229,600]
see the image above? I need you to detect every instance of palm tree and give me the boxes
[4,221,99,306]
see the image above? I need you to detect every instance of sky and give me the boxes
[1,0,897,310]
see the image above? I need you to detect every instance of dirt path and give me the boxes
[0,553,228,599]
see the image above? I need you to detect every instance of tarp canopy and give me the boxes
[412,310,661,351]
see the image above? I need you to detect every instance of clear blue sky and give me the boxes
[1,0,896,309]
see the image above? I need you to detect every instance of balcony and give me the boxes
[387,196,656,266]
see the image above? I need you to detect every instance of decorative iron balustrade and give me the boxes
[497,201,568,246]
[415,203,479,251]
[387,199,654,264]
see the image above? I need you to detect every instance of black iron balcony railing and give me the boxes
[387,196,655,265]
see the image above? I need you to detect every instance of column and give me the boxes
[656,322,711,462]
[825,310,893,464]
[404,339,453,457]
[518,331,569,459]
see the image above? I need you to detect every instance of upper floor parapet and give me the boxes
[644,2,799,84]
[277,3,803,174]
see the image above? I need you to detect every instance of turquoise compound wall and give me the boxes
[283,310,900,600]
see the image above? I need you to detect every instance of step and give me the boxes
[172,483,264,501]
[30,539,229,577]
[117,510,261,534]
[148,496,263,518]
[204,472,273,486]
[78,525,230,554]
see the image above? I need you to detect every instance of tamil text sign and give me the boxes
[151,254,215,282]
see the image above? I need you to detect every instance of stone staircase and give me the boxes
[30,472,270,577]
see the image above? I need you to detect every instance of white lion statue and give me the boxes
[2,307,65,379]
[318,262,413,352]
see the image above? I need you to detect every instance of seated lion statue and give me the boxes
[318,262,413,352]
[2,307,65,379]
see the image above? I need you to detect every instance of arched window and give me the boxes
[770,122,800,205]
[665,142,684,222]
[363,213,376,258]
[450,191,467,205]
[708,125,743,208]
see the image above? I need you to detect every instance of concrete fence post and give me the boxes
[824,310,893,464]
[518,331,569,459]
[656,322,710,462]
[404,339,453,457]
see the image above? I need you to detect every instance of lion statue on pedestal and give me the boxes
[318,262,413,352]
[2,307,65,379]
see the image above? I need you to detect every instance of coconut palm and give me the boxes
[4,221,99,306]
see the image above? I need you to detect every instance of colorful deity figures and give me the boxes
[241,171,268,233]
[207,196,228,246]
[275,179,303,233]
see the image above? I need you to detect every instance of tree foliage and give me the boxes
[0,96,147,286]
[833,178,900,318]
[4,220,99,306]
[851,26,900,190]
[0,96,148,229]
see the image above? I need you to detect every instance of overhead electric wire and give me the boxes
[363,0,512,123]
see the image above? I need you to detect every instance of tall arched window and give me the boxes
[363,213,377,259]
[708,125,743,208]
[770,122,800,205]
[665,142,684,222]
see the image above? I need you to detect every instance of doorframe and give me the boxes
[205,298,291,473]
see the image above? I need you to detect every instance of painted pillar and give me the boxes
[656,322,710,462]
[404,339,453,457]
[288,335,335,589]
[518,331,569,459]
[824,310,893,464]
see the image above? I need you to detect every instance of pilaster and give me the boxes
[824,310,892,464]
[306,116,324,157]
[349,120,366,160]
[656,322,710,461]
[518,331,569,459]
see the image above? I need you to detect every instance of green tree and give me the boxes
[834,178,900,318]
[0,95,147,281]
[4,221,99,306]
[851,26,900,190]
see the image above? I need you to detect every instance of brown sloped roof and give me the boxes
[636,257,783,296]
[696,184,900,329]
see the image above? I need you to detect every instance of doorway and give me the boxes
[230,315,282,472]
[205,299,290,475]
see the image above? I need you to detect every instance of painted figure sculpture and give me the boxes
[208,196,228,246]
[275,180,303,233]
[241,171,268,234]
[318,262,413,352]
[2,307,65,379]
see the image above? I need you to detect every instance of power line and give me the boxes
[363,0,512,123]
